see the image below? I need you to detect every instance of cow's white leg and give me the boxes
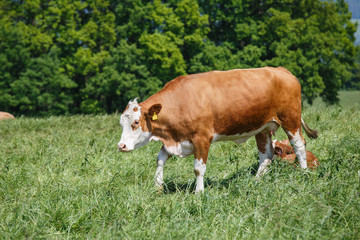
[194,158,206,193]
[155,146,170,187]
[255,132,274,177]
[287,129,307,169]
[192,139,211,193]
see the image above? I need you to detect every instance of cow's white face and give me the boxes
[118,99,151,151]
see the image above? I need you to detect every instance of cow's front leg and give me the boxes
[155,146,170,188]
[194,158,207,193]
[193,139,211,193]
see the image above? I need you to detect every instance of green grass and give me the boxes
[1,106,360,239]
[303,90,360,109]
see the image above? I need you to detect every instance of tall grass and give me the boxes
[1,106,359,239]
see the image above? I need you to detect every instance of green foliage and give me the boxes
[81,41,162,113]
[189,41,239,73]
[1,106,360,238]
[0,0,358,115]
[198,0,357,105]
[10,48,77,116]
[347,46,360,90]
[0,23,30,113]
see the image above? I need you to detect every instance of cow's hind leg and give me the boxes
[255,131,274,177]
[285,128,307,169]
[155,146,170,188]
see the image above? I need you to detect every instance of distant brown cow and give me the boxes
[0,111,15,120]
[273,139,319,169]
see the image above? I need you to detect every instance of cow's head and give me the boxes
[118,98,162,152]
[272,139,294,158]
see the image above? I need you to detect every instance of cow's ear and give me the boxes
[147,104,162,120]
[274,146,283,156]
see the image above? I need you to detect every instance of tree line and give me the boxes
[0,0,358,116]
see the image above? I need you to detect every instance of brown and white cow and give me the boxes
[118,67,318,193]
[0,111,15,120]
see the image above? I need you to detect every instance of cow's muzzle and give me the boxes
[118,143,129,152]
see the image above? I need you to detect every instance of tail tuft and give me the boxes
[301,118,319,139]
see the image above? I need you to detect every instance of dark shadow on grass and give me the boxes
[162,162,259,194]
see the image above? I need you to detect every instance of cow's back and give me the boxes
[0,112,15,120]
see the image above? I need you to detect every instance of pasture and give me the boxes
[1,94,360,239]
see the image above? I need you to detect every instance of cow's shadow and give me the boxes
[162,162,258,194]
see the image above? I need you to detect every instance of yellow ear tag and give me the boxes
[152,112,158,121]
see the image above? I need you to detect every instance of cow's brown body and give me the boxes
[282,152,319,169]
[0,112,15,120]
[118,67,318,192]
[141,67,301,148]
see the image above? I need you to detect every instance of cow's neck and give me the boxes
[140,96,185,147]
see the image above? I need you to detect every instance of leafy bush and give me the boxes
[0,0,358,115]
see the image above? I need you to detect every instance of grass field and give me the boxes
[303,90,360,109]
[1,93,360,239]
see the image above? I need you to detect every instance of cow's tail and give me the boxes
[301,118,319,139]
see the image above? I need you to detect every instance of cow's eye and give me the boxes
[131,120,140,130]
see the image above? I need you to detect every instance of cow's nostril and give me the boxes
[118,143,126,150]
